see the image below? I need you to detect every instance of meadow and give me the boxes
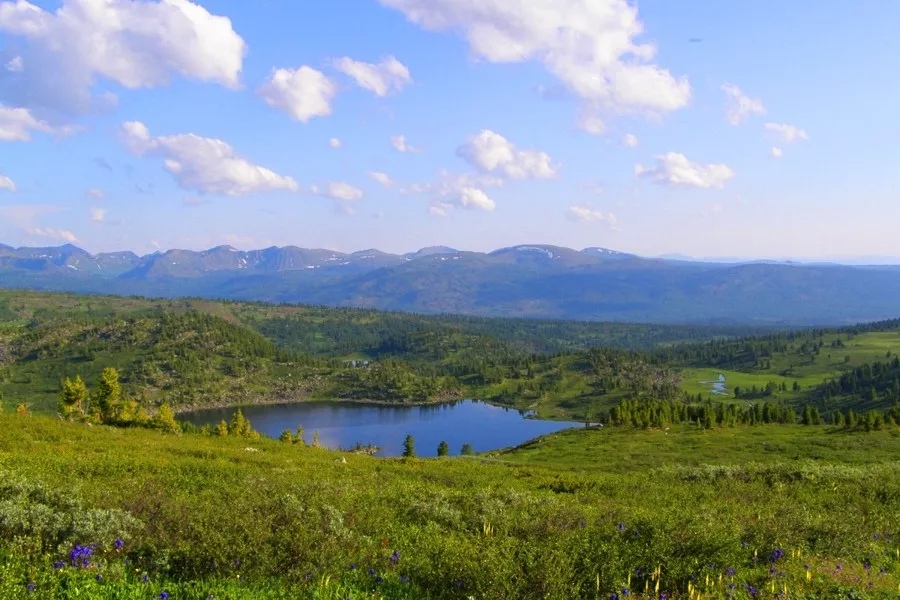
[2,411,899,599]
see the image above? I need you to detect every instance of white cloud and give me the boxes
[765,122,809,143]
[0,0,246,113]
[311,182,364,201]
[457,130,557,179]
[621,134,639,148]
[369,171,393,187]
[635,152,735,189]
[721,83,766,125]
[6,56,22,72]
[569,205,617,225]
[379,0,690,133]
[407,170,502,214]
[0,173,15,191]
[258,66,337,123]
[0,104,77,141]
[329,137,342,149]
[391,134,422,153]
[85,188,105,199]
[331,55,412,97]
[771,147,783,159]
[90,207,106,222]
[120,121,299,196]
[25,226,78,243]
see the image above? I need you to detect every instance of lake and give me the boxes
[179,400,581,457]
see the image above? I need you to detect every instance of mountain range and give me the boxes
[1,242,899,325]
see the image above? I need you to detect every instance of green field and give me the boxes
[2,412,899,599]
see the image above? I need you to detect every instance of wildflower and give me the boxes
[618,523,626,532]
[804,564,810,571]
[748,585,758,596]
[95,574,102,582]
[349,563,357,570]
[836,564,842,571]
[160,593,169,600]
[725,568,735,577]
[864,563,871,571]
[770,548,784,562]
[114,538,124,550]
[400,576,409,583]
[659,594,667,600]
[390,550,400,564]
[142,575,149,583]
[304,573,313,581]
[368,568,376,576]
[53,561,65,570]
[880,567,888,574]
[874,534,880,540]
[580,520,587,528]
[27,583,36,593]
[375,576,384,585]
[622,588,630,596]
[729,583,736,590]
[609,594,618,600]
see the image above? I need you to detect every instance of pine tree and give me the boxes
[402,434,416,458]
[153,403,180,433]
[461,443,474,456]
[59,375,87,420]
[832,411,845,427]
[846,409,857,428]
[279,430,294,443]
[437,440,449,457]
[229,409,251,437]
[93,368,122,423]
[312,431,321,448]
[295,426,306,446]
[215,420,229,436]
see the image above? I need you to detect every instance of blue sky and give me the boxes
[0,0,898,260]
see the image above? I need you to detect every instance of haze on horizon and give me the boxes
[0,0,897,261]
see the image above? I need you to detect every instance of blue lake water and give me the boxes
[179,400,580,457]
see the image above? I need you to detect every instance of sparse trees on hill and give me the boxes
[59,375,87,420]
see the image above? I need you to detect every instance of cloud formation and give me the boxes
[0,104,77,141]
[391,134,422,153]
[379,0,690,133]
[569,205,617,225]
[721,83,766,125]
[120,121,299,196]
[258,66,337,123]
[332,55,412,96]
[311,182,364,201]
[90,207,106,222]
[329,137,342,149]
[369,172,393,187]
[0,173,15,191]
[765,122,809,143]
[457,130,557,180]
[771,147,783,159]
[0,0,246,113]
[621,134,639,148]
[636,152,735,189]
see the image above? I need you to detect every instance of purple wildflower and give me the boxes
[618,523,626,532]
[725,568,735,577]
[27,583,36,593]
[114,538,124,550]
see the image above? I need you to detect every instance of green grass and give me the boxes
[2,412,900,598]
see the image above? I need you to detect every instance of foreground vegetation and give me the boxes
[2,412,899,599]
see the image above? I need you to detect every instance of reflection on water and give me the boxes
[179,400,580,457]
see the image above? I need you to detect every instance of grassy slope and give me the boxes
[1,413,899,599]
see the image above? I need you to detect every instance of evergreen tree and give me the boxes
[437,440,449,456]
[461,443,474,456]
[153,403,180,433]
[802,404,814,425]
[402,434,416,457]
[229,409,251,437]
[846,409,857,428]
[93,367,122,422]
[295,426,306,446]
[312,431,321,448]
[215,420,229,436]
[832,411,845,427]
[279,430,294,443]
[59,375,87,420]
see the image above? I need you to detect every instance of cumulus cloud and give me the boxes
[311,182,364,201]
[457,130,557,179]
[0,104,77,141]
[406,170,501,214]
[331,55,412,96]
[0,203,78,241]
[25,226,78,242]
[120,121,299,196]
[635,152,735,189]
[258,66,337,123]
[721,83,766,125]
[621,134,639,148]
[329,137,342,149]
[568,205,617,225]
[0,173,15,191]
[369,172,393,187]
[391,134,422,153]
[90,207,106,222]
[771,147,783,159]
[379,0,690,132]
[6,56,22,72]
[765,122,809,143]
[0,0,246,113]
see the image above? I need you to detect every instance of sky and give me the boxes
[0,0,898,260]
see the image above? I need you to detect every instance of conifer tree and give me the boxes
[402,434,416,457]
[93,368,122,423]
[295,426,306,446]
[437,440,449,457]
[279,430,294,443]
[153,403,180,433]
[59,375,87,420]
[311,431,321,448]
[460,443,474,456]
[215,420,229,436]
[229,409,251,437]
